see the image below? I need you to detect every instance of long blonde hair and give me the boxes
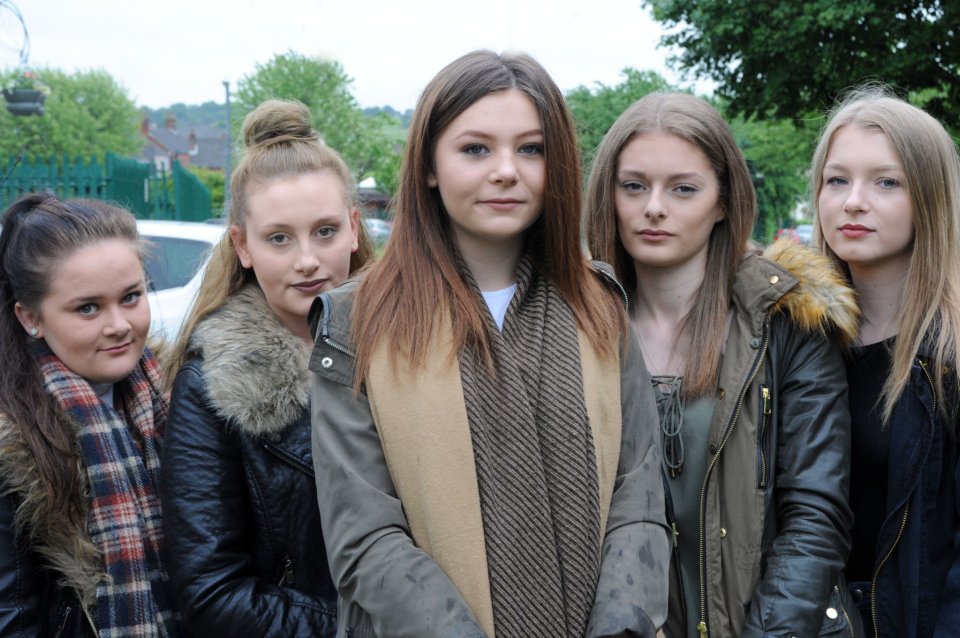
[811,87,960,420]
[163,99,374,386]
[585,93,755,397]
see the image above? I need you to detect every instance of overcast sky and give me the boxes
[10,0,702,111]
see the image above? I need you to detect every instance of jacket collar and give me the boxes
[733,239,859,345]
[190,284,310,436]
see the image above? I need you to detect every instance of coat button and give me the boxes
[769,275,779,285]
[852,587,864,603]
[719,528,727,538]
[826,607,838,619]
[708,443,718,454]
[750,338,760,349]
[321,356,333,369]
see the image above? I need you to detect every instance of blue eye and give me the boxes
[621,181,645,193]
[122,291,142,305]
[518,143,544,155]
[674,184,699,195]
[825,176,848,187]
[462,144,488,156]
[878,178,900,189]
[78,303,98,316]
[316,227,336,239]
[267,234,290,245]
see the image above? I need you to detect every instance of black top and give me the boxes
[845,337,895,581]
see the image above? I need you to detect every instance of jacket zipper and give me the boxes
[757,385,772,489]
[278,555,296,586]
[869,358,936,638]
[82,603,97,635]
[316,291,356,357]
[697,322,770,637]
[262,442,315,476]
[833,585,855,638]
[596,267,630,312]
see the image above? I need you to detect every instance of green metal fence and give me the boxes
[0,153,212,220]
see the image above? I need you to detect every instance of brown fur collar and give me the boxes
[189,284,310,436]
[0,413,104,607]
[765,238,860,346]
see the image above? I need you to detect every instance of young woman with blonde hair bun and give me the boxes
[160,99,372,637]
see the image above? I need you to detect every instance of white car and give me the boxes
[137,220,227,342]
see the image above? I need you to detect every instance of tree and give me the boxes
[235,51,401,192]
[0,68,141,158]
[644,0,960,127]
[566,69,675,165]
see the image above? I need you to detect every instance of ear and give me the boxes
[349,208,360,253]
[714,205,726,223]
[427,172,438,188]
[230,224,253,269]
[13,301,41,338]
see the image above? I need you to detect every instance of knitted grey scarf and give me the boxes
[459,255,602,637]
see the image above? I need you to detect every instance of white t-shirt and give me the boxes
[481,284,517,331]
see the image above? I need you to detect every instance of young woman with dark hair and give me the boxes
[0,193,181,637]
[309,50,669,637]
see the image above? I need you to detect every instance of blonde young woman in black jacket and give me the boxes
[159,100,372,637]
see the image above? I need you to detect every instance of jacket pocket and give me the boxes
[756,384,772,489]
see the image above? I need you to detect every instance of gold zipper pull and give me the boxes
[671,522,679,548]
[697,621,708,637]
[761,386,772,415]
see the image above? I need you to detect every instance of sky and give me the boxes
[9,0,703,111]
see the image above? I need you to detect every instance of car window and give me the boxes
[143,236,212,291]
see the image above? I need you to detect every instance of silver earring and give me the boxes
[29,327,38,337]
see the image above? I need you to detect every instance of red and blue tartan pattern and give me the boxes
[39,346,180,638]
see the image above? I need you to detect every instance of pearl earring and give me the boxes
[29,327,38,337]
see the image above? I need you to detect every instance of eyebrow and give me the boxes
[454,128,543,141]
[618,170,704,180]
[67,281,143,305]
[824,162,903,172]
[259,215,343,232]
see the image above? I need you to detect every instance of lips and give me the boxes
[638,229,673,242]
[100,341,133,355]
[480,198,523,211]
[839,223,873,238]
[292,279,328,294]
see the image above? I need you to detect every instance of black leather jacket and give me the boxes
[160,285,337,637]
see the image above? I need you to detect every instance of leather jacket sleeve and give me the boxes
[587,329,671,638]
[743,319,854,637]
[161,362,335,637]
[0,491,42,637]
[309,338,486,638]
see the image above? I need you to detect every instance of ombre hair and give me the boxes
[585,93,755,397]
[351,50,624,381]
[164,99,374,385]
[811,86,960,421]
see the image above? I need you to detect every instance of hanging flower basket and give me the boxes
[3,88,45,103]
[3,71,49,116]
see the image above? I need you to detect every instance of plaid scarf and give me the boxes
[459,254,602,638]
[38,344,180,638]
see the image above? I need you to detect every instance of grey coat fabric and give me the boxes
[308,270,670,638]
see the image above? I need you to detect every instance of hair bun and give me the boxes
[241,99,318,149]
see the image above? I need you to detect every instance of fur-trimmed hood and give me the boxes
[189,284,311,437]
[749,238,859,345]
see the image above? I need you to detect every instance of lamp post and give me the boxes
[223,79,232,217]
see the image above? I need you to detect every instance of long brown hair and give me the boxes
[811,87,960,420]
[164,99,374,385]
[0,193,144,526]
[585,93,756,397]
[352,50,624,381]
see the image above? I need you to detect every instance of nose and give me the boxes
[489,150,519,185]
[843,180,868,214]
[294,245,320,274]
[103,305,132,338]
[644,187,666,221]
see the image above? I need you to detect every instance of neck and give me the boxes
[631,254,707,375]
[848,254,909,345]
[632,254,706,326]
[456,232,524,291]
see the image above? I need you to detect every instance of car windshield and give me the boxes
[143,235,212,291]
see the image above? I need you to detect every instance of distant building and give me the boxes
[140,114,229,172]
